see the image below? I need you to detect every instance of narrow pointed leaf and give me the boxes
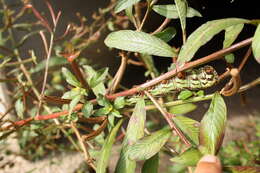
[105,30,177,57]
[96,119,123,173]
[175,0,188,33]
[252,24,260,64]
[154,27,177,42]
[199,93,227,155]
[223,24,244,63]
[152,5,202,19]
[128,127,171,161]
[173,115,200,145]
[141,153,159,173]
[115,0,141,13]
[62,67,81,87]
[115,98,146,173]
[125,6,135,24]
[170,148,202,166]
[177,18,249,65]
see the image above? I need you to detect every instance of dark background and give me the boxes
[28,0,260,119]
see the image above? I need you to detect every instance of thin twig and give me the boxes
[238,77,260,93]
[151,18,171,35]
[71,122,96,170]
[2,37,253,129]
[144,90,191,147]
[37,32,55,115]
[107,52,128,94]
[138,3,150,31]
[238,47,252,72]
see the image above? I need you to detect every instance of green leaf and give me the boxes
[125,98,146,145]
[175,0,188,33]
[173,116,200,145]
[152,5,201,19]
[223,24,244,47]
[105,30,177,57]
[177,18,249,66]
[169,103,197,115]
[140,54,159,77]
[154,27,177,42]
[96,119,123,173]
[223,24,244,63]
[15,98,24,119]
[84,65,108,96]
[225,53,235,64]
[82,102,93,118]
[69,95,81,116]
[141,153,159,173]
[115,0,141,13]
[62,67,81,87]
[125,6,135,24]
[114,96,126,109]
[178,90,193,100]
[252,24,260,64]
[128,127,171,161]
[170,148,202,166]
[115,98,146,173]
[61,88,82,99]
[199,92,227,155]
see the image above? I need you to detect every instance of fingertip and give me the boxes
[199,155,218,163]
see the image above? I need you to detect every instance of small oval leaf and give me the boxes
[177,18,249,65]
[105,30,177,57]
[62,67,81,87]
[199,92,227,155]
[128,127,171,161]
[252,24,260,64]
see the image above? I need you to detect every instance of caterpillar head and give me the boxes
[199,65,218,88]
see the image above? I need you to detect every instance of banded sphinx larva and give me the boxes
[126,65,218,104]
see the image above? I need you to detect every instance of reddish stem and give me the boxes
[3,37,253,130]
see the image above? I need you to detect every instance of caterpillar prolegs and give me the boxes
[127,65,218,104]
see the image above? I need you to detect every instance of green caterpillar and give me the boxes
[127,65,218,104]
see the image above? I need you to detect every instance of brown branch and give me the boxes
[151,18,172,35]
[220,68,241,96]
[70,60,90,91]
[2,37,253,129]
[238,47,252,72]
[107,52,128,94]
[144,91,191,147]
[71,122,96,170]
[238,77,260,93]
